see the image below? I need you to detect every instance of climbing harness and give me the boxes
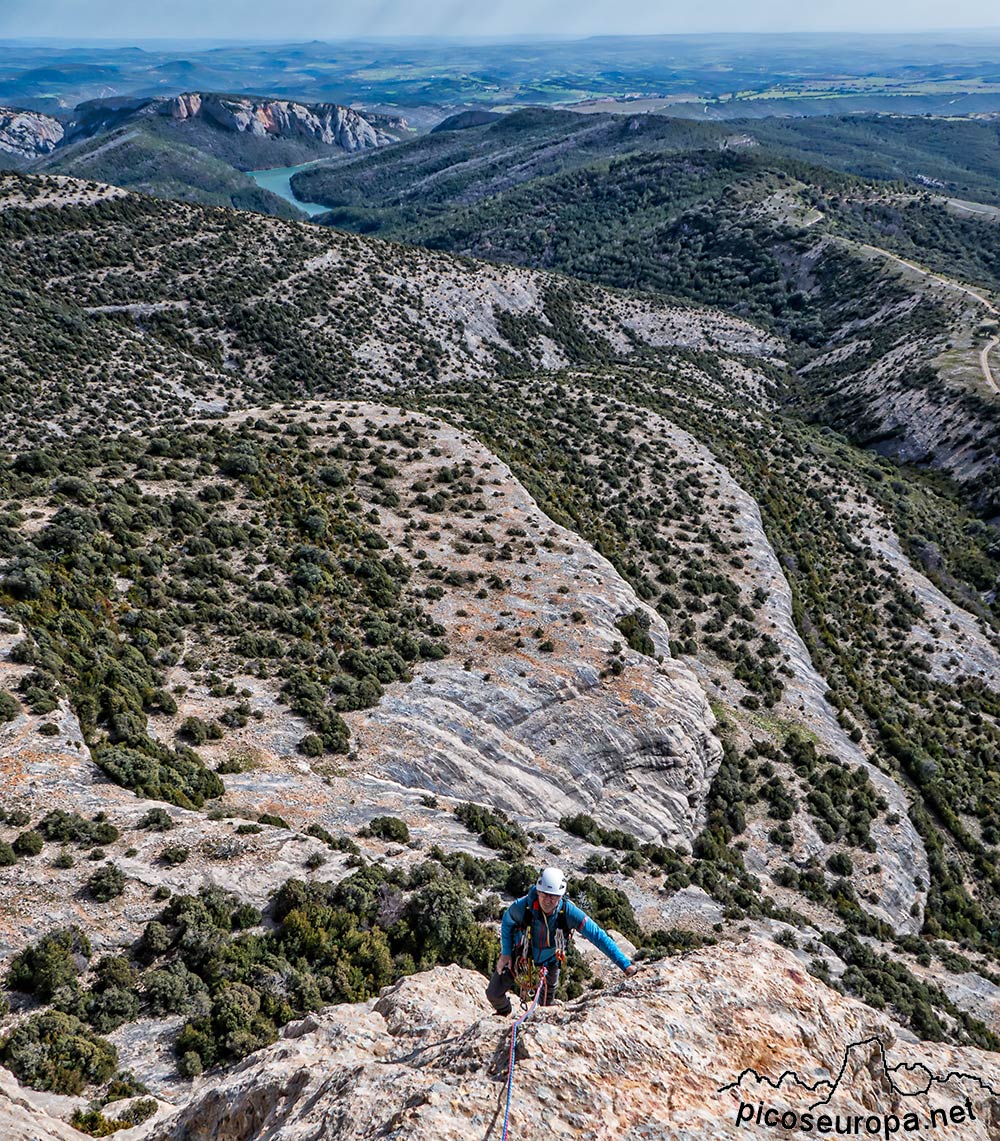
[512,894,573,968]
[509,892,575,1006]
[500,965,547,1141]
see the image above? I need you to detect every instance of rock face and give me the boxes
[342,404,723,846]
[132,940,1000,1140]
[0,107,64,159]
[159,93,395,151]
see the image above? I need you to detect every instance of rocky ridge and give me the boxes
[0,400,723,959]
[0,170,782,448]
[7,941,1000,1140]
[158,93,396,152]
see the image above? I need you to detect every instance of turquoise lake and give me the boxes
[247,164,330,217]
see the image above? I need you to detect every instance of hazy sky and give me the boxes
[1,0,998,39]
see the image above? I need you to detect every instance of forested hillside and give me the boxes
[1,155,1000,1138]
[301,112,1000,513]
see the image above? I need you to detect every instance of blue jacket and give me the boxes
[501,887,632,971]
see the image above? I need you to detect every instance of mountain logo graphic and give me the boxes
[717,1035,998,1137]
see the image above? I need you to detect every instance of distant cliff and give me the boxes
[157,92,398,152]
[0,107,64,161]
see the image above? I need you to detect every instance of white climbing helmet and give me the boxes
[536,866,567,896]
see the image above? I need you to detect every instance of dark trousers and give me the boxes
[486,963,560,1012]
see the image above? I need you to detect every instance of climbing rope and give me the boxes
[500,965,547,1141]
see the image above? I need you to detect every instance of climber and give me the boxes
[486,866,639,1014]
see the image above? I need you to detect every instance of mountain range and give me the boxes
[0,75,999,1140]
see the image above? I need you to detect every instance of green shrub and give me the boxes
[103,1070,149,1103]
[0,691,21,721]
[178,716,210,745]
[366,816,410,843]
[454,802,529,858]
[298,733,324,757]
[71,1107,122,1137]
[5,926,91,999]
[0,841,16,866]
[87,863,126,902]
[558,813,640,852]
[306,823,360,854]
[86,985,139,1034]
[616,608,656,657]
[71,1097,157,1137]
[568,875,642,941]
[35,809,120,848]
[13,830,43,856]
[156,863,498,1070]
[0,1010,117,1094]
[93,956,137,992]
[403,879,493,970]
[94,743,223,811]
[178,1050,203,1078]
[123,1098,158,1124]
[175,981,277,1071]
[144,961,208,1016]
[136,807,174,831]
[139,920,172,957]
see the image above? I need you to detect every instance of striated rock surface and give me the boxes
[159,93,395,151]
[134,940,1000,1140]
[341,404,723,845]
[0,107,64,159]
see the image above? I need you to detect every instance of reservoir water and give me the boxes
[247,163,331,217]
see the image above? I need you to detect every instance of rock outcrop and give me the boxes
[158,93,395,151]
[0,107,64,159]
[0,1066,81,1141]
[343,404,722,845]
[7,939,1000,1139]
[126,940,1000,1139]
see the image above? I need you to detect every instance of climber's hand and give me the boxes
[624,964,640,978]
[497,954,512,975]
